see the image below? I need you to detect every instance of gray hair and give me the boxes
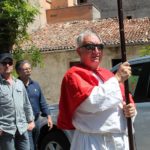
[76,30,102,47]
[15,60,31,72]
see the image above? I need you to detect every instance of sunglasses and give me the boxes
[80,43,104,51]
[1,61,13,66]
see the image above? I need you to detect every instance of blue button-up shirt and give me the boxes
[25,79,49,119]
[0,76,34,135]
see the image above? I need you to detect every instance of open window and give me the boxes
[132,63,150,103]
[77,0,88,5]
[111,59,121,67]
[70,61,80,68]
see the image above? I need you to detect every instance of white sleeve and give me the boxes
[77,77,123,113]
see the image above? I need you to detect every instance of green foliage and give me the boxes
[13,45,43,67]
[139,45,150,56]
[29,47,44,67]
[0,0,43,67]
[0,0,39,52]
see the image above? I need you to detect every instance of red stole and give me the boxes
[57,65,134,129]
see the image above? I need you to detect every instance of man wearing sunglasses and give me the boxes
[57,30,136,150]
[0,53,35,150]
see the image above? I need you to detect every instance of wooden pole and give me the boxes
[117,0,135,149]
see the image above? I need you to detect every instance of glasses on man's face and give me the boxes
[80,43,104,52]
[22,68,31,71]
[1,61,13,66]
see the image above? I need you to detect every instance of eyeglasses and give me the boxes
[80,43,104,52]
[21,68,31,71]
[1,61,13,66]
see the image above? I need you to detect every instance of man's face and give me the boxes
[0,58,13,75]
[18,63,31,78]
[77,35,103,70]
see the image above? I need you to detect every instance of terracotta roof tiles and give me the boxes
[24,17,150,51]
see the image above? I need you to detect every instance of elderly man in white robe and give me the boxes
[57,30,136,150]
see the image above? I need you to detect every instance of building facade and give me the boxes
[87,0,150,19]
[25,18,150,103]
[28,0,150,30]
[27,0,50,32]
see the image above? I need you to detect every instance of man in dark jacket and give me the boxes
[15,60,53,150]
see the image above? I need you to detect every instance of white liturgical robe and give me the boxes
[71,76,129,150]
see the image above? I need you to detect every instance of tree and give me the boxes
[140,45,150,56]
[0,0,39,53]
[13,45,44,67]
[0,0,43,67]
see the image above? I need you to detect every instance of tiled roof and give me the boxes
[24,17,150,52]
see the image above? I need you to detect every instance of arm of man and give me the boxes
[123,102,136,118]
[28,121,35,131]
[115,62,131,83]
[37,83,53,129]
[47,115,53,129]
[22,84,35,129]
[115,62,137,118]
[76,62,136,116]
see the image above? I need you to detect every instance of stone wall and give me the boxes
[88,0,150,19]
[27,0,50,33]
[46,4,99,24]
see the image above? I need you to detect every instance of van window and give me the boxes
[129,76,139,95]
[132,63,150,102]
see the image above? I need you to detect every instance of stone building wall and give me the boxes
[27,0,50,32]
[88,0,150,19]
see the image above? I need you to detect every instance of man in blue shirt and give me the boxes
[0,53,35,150]
[15,60,53,150]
